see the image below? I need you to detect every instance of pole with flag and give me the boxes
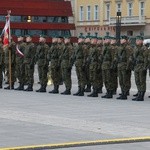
[2,10,12,89]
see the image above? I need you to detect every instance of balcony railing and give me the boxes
[104,16,146,26]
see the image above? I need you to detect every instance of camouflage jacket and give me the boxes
[4,41,16,65]
[101,44,113,70]
[48,43,61,68]
[134,45,149,71]
[16,41,26,64]
[73,43,86,67]
[23,42,36,65]
[60,43,73,69]
[36,43,49,66]
[115,44,133,70]
[88,44,99,70]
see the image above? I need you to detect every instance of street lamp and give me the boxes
[116,12,121,46]
[27,16,31,22]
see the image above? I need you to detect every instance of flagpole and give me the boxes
[8,10,12,89]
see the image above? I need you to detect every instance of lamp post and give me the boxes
[116,12,121,46]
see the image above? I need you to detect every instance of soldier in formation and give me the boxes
[0,34,150,102]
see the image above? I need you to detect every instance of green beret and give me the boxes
[25,34,32,38]
[111,36,116,40]
[136,35,144,40]
[97,37,103,40]
[91,36,98,39]
[40,35,47,38]
[103,36,111,40]
[121,35,128,40]
[64,35,70,39]
[78,33,85,39]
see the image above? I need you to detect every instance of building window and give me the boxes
[94,5,99,20]
[105,3,110,20]
[140,1,145,16]
[87,6,91,21]
[116,3,121,12]
[128,2,133,16]
[79,6,84,21]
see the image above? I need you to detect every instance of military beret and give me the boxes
[64,35,70,39]
[121,35,128,40]
[40,35,47,38]
[136,35,144,40]
[103,36,111,40]
[91,35,98,39]
[111,36,116,40]
[78,33,85,39]
[25,34,32,38]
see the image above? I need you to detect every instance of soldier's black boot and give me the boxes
[78,88,84,96]
[132,92,140,101]
[87,90,94,97]
[97,87,103,94]
[61,89,71,95]
[73,86,81,96]
[49,85,59,94]
[106,90,113,98]
[121,91,127,100]
[117,91,123,99]
[4,83,14,90]
[133,92,138,97]
[101,90,109,98]
[136,92,145,101]
[24,84,33,91]
[88,89,98,97]
[39,85,47,93]
[85,85,91,92]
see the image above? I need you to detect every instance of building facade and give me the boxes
[0,0,75,42]
[75,0,150,38]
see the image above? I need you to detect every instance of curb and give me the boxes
[1,136,150,150]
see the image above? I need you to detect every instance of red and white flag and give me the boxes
[2,10,11,48]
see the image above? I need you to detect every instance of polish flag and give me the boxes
[2,10,11,48]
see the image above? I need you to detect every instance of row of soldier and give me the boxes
[0,34,150,101]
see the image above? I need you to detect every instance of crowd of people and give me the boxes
[0,34,150,101]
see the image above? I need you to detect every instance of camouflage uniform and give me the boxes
[101,43,114,98]
[36,42,49,92]
[48,42,61,94]
[15,41,26,90]
[57,41,65,85]
[23,41,36,91]
[110,43,118,94]
[73,42,86,96]
[84,42,91,92]
[87,44,99,97]
[60,42,73,95]
[116,42,133,100]
[4,41,16,89]
[125,44,134,95]
[132,44,148,101]
[0,41,3,88]
[96,43,103,93]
